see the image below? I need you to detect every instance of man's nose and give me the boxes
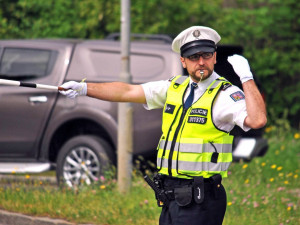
[198,56,205,65]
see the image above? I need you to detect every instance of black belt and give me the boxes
[163,183,214,200]
[144,173,223,207]
[161,175,214,186]
[160,174,222,201]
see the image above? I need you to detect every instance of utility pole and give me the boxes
[118,0,132,193]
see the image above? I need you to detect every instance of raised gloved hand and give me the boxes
[227,54,253,83]
[59,81,87,99]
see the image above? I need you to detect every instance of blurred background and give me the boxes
[0,0,299,130]
[0,1,299,225]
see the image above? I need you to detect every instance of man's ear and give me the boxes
[214,52,217,64]
[180,57,186,68]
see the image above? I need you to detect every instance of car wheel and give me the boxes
[56,135,114,187]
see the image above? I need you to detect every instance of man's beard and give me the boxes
[190,68,213,82]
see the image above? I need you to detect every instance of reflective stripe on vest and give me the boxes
[157,75,234,179]
[158,140,232,153]
[158,159,231,173]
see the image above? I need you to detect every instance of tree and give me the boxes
[0,0,298,126]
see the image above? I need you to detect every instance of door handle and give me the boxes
[29,96,48,103]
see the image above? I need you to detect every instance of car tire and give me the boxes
[56,135,114,187]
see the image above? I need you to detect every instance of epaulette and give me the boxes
[168,76,176,81]
[174,76,188,85]
[222,83,232,91]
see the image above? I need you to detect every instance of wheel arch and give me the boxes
[49,119,115,163]
[40,107,118,164]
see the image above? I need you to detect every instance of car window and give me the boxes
[0,47,58,80]
[67,46,165,83]
[89,50,164,81]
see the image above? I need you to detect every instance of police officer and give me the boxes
[60,26,267,225]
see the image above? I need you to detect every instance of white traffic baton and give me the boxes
[0,78,67,91]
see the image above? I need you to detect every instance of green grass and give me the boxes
[0,131,299,225]
[0,173,161,224]
[222,132,299,225]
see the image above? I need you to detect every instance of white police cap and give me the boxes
[172,26,221,57]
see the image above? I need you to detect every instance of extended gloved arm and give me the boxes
[59,80,146,103]
[59,81,87,99]
[227,54,267,129]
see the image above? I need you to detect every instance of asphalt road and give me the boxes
[0,209,78,225]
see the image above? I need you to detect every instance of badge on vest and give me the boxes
[230,91,245,102]
[165,104,176,114]
[190,108,208,116]
[188,116,207,124]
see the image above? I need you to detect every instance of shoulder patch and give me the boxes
[222,83,232,91]
[230,91,245,102]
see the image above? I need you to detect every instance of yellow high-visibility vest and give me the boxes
[157,75,234,179]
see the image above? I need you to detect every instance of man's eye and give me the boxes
[189,55,199,60]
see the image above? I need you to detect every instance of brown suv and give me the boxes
[0,36,268,187]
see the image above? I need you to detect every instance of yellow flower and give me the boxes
[271,164,277,169]
[280,145,285,151]
[294,133,300,139]
[265,127,272,133]
[277,166,283,171]
[244,179,249,184]
[269,178,274,182]
[261,162,266,167]
[278,173,284,177]
[12,170,16,174]
[287,172,293,177]
[287,206,291,211]
[100,185,106,189]
[284,180,289,184]
[294,174,298,179]
[227,202,232,206]
[275,150,280,155]
[25,175,30,179]
[242,164,248,169]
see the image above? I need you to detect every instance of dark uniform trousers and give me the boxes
[159,176,227,225]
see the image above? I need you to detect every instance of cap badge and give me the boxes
[193,30,201,38]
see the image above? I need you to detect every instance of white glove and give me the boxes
[227,54,253,83]
[59,81,87,99]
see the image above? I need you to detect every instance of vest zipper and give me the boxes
[168,106,187,176]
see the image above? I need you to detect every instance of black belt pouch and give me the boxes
[193,176,205,204]
[174,185,193,207]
